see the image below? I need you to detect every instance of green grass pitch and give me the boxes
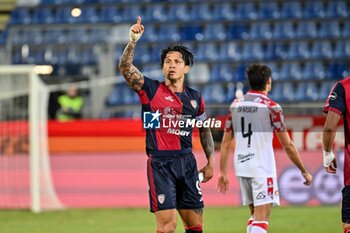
[0,206,341,233]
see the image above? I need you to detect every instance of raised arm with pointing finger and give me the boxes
[119,16,145,91]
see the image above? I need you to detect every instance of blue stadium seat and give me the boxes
[279,63,292,80]
[144,4,167,22]
[294,83,307,102]
[249,22,273,39]
[264,43,276,60]
[274,42,288,60]
[226,83,236,103]
[79,6,99,23]
[334,41,346,58]
[213,3,234,20]
[343,23,350,38]
[326,0,348,18]
[57,48,69,65]
[33,7,55,24]
[258,2,280,19]
[105,85,122,106]
[203,23,226,40]
[180,26,203,41]
[319,21,341,38]
[44,28,66,44]
[236,3,257,20]
[55,7,76,24]
[66,28,89,43]
[282,82,295,102]
[196,43,219,61]
[319,81,336,101]
[290,62,303,80]
[100,6,123,23]
[303,62,326,80]
[233,64,246,82]
[10,8,32,25]
[227,23,249,39]
[81,47,97,64]
[296,21,317,38]
[281,1,302,19]
[134,45,151,64]
[168,4,190,21]
[190,3,212,21]
[89,28,110,43]
[11,30,24,45]
[159,24,180,41]
[305,82,319,101]
[219,42,241,61]
[203,84,226,104]
[210,64,233,82]
[304,1,326,18]
[142,24,158,42]
[25,29,44,45]
[327,63,349,79]
[269,82,283,102]
[288,41,310,59]
[266,62,280,80]
[310,41,333,59]
[273,21,295,39]
[122,5,142,22]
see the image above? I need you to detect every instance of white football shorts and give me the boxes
[238,176,280,206]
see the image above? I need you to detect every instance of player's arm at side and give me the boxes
[275,131,313,186]
[323,111,341,173]
[217,131,234,194]
[118,17,145,92]
[198,127,215,182]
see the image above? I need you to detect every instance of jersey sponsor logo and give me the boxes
[329,92,337,101]
[237,153,255,163]
[165,96,174,102]
[157,194,166,204]
[256,192,266,200]
[190,100,198,109]
[143,110,161,129]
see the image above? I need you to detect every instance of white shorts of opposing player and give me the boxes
[238,177,280,206]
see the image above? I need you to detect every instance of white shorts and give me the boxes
[238,176,280,206]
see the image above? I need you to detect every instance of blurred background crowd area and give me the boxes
[0,0,349,119]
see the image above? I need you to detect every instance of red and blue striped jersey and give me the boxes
[324,76,350,185]
[136,77,206,156]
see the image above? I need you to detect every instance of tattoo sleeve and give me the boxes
[118,41,144,91]
[199,127,214,160]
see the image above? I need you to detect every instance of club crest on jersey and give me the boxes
[157,194,166,204]
[190,100,197,109]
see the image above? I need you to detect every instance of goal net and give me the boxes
[0,65,63,212]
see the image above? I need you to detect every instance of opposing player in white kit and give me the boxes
[217,64,313,233]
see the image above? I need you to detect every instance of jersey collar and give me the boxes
[247,90,267,97]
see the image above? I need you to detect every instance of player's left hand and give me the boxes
[199,162,214,183]
[302,171,313,186]
[323,150,337,174]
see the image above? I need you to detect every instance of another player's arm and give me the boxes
[217,131,234,194]
[322,111,341,173]
[118,16,144,92]
[198,127,215,183]
[275,130,312,185]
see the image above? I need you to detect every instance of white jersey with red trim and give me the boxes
[225,91,286,178]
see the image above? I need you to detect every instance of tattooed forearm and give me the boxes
[119,41,144,91]
[199,127,214,160]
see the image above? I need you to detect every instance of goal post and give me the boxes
[0,65,64,212]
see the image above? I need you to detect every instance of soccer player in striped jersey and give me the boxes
[217,64,312,233]
[323,76,350,233]
[119,17,214,233]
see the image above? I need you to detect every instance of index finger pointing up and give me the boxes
[136,16,141,25]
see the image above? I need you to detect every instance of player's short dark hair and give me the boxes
[246,64,272,91]
[160,45,194,67]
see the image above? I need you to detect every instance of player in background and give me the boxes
[323,76,350,233]
[119,17,214,233]
[217,64,312,233]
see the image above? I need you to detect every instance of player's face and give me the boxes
[162,51,189,82]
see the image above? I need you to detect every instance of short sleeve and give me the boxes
[224,110,233,133]
[136,76,160,105]
[323,82,345,116]
[196,95,207,121]
[270,104,286,132]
